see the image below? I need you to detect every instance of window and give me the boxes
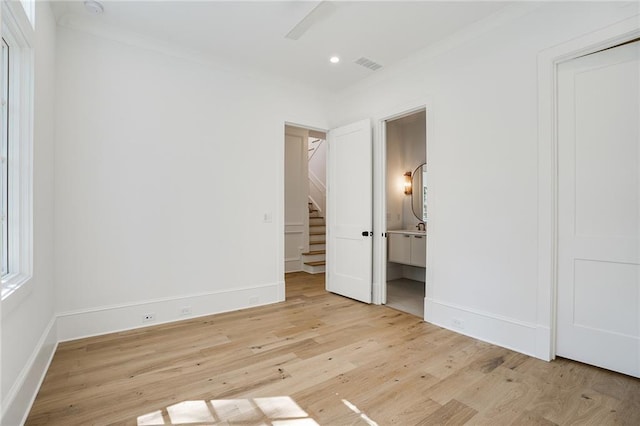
[20,0,35,28]
[1,1,34,301]
[1,37,9,278]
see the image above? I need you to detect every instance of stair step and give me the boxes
[310,231,325,236]
[304,261,325,267]
[302,250,325,256]
[310,235,325,243]
[301,251,325,263]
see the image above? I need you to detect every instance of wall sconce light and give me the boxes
[403,171,412,195]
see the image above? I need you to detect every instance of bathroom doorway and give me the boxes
[384,109,427,317]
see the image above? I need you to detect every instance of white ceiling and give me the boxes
[52,1,511,92]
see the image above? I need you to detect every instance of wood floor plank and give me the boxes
[25,272,640,425]
[418,399,478,425]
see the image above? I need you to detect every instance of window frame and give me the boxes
[1,0,34,306]
[1,37,9,278]
[20,0,36,29]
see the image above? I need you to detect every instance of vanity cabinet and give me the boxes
[388,232,426,267]
[410,234,426,267]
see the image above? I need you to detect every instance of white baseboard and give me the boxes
[425,297,540,358]
[57,282,281,342]
[277,280,286,302]
[535,325,553,361]
[1,316,58,426]
[285,259,302,273]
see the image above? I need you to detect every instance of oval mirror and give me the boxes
[411,163,427,222]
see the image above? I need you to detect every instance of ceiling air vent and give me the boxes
[355,57,383,71]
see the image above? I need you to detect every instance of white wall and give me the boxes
[333,2,640,358]
[307,134,326,215]
[308,137,326,186]
[1,2,57,424]
[54,25,328,340]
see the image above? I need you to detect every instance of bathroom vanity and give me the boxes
[387,162,428,269]
[387,230,426,267]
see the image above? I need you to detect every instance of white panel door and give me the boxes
[327,119,372,303]
[557,41,640,377]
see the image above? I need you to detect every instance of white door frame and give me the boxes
[536,16,640,361]
[373,100,434,308]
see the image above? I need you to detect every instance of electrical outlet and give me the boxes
[180,306,192,316]
[452,318,465,329]
[142,313,155,323]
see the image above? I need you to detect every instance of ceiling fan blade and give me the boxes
[285,1,336,41]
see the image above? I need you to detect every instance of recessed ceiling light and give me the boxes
[84,0,104,15]
[329,56,340,64]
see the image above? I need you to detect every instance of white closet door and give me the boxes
[557,41,640,377]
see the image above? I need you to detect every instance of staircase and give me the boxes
[302,201,326,274]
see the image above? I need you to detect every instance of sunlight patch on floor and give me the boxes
[137,396,318,425]
[342,399,379,426]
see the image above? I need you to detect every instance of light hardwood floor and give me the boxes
[27,272,640,425]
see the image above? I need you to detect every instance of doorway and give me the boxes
[283,124,327,276]
[383,109,427,317]
[285,119,374,305]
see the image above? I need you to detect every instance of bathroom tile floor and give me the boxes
[386,278,425,317]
